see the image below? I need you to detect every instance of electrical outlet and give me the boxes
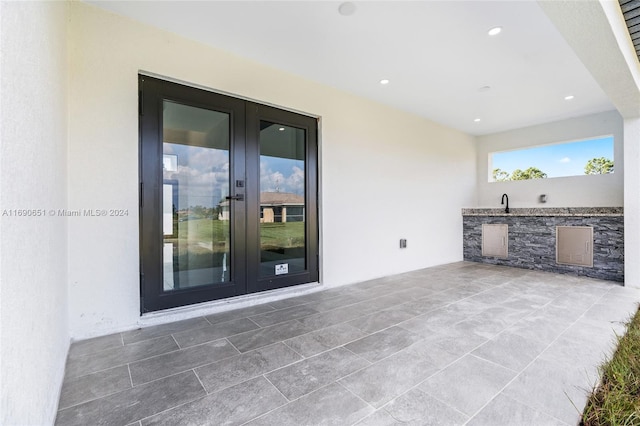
[400,239,407,249]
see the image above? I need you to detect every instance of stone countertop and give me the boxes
[461,207,623,217]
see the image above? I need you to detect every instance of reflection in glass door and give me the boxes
[247,104,318,295]
[259,121,307,277]
[140,76,247,312]
[140,76,317,313]
[162,101,231,291]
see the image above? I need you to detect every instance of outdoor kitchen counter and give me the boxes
[461,207,623,217]
[461,207,624,282]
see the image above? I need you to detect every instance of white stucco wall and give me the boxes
[67,2,476,339]
[538,0,640,288]
[0,2,69,425]
[624,117,640,289]
[475,110,624,208]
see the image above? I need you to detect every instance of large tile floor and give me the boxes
[56,262,640,426]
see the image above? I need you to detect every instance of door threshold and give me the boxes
[139,282,323,327]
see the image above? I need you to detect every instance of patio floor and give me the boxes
[56,262,640,425]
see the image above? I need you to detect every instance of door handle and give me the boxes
[225,194,244,201]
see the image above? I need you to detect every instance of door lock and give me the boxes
[225,194,244,201]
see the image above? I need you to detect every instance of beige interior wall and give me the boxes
[66,2,477,338]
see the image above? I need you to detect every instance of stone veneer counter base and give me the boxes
[462,207,624,282]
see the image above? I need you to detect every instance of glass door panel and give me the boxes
[140,75,316,312]
[162,101,231,291]
[258,121,307,277]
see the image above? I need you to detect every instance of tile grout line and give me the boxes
[462,285,614,425]
[246,303,403,350]
[57,374,134,412]
[72,323,271,382]
[127,364,134,388]
[354,277,573,424]
[413,386,471,423]
[134,377,212,425]
[333,381,380,426]
[224,337,242,354]
[340,346,373,367]
[238,395,286,425]
[57,369,202,414]
[280,340,306,359]
[467,352,520,374]
[337,283,512,368]
[66,334,127,360]
[248,347,304,378]
[194,343,305,396]
[58,264,625,426]
[333,340,435,403]
[202,314,213,326]
[286,330,380,360]
[169,318,266,350]
[366,362,470,425]
[246,316,262,328]
[129,343,241,387]
[192,367,209,393]
[335,380,375,411]
[231,376,294,425]
[64,347,180,383]
[170,333,181,350]
[262,346,372,399]
[453,287,570,355]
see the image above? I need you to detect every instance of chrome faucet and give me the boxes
[501,193,510,213]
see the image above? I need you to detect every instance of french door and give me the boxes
[139,76,318,312]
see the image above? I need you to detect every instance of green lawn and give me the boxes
[581,306,640,425]
[166,219,305,252]
[167,219,305,269]
[260,222,305,249]
[175,218,229,246]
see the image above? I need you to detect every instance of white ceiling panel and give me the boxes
[89,1,615,135]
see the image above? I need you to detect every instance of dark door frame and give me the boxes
[246,103,319,294]
[139,75,319,313]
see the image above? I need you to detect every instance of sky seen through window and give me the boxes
[490,136,614,181]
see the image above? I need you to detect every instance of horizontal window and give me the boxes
[489,135,614,182]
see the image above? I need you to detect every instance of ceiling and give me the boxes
[89,1,617,136]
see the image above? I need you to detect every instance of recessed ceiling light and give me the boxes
[338,2,356,16]
[474,118,481,123]
[380,79,390,85]
[488,27,502,36]
[564,95,575,100]
[278,127,285,131]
